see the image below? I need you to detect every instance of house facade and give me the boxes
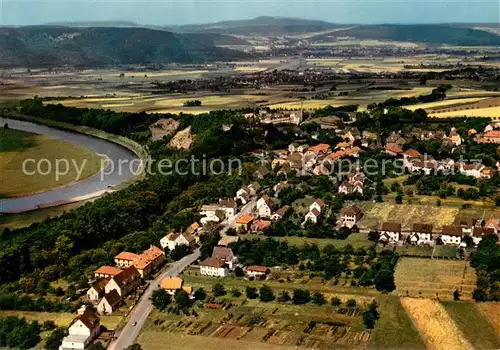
[104,266,141,297]
[59,307,100,350]
[339,205,363,228]
[379,222,402,244]
[96,290,121,315]
[160,232,195,251]
[199,257,229,277]
[410,223,433,245]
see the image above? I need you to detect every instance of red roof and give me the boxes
[404,149,423,158]
[114,252,139,261]
[245,265,268,273]
[314,198,326,207]
[385,145,404,154]
[309,143,330,153]
[95,266,122,276]
[236,214,254,225]
[254,220,271,230]
[485,130,500,138]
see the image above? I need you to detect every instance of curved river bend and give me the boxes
[0,117,140,213]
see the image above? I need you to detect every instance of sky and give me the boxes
[1,0,499,26]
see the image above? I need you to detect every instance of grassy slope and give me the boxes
[243,232,373,249]
[441,301,500,349]
[0,127,104,197]
[370,296,426,349]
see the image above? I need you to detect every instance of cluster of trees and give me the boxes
[0,294,74,312]
[471,235,500,301]
[367,86,451,110]
[183,100,202,107]
[264,217,354,240]
[0,317,41,349]
[230,238,398,292]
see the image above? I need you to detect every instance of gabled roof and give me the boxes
[308,143,331,153]
[381,222,401,232]
[139,245,164,262]
[484,219,499,231]
[254,220,272,230]
[95,266,122,276]
[200,257,226,268]
[245,265,268,273]
[441,225,462,236]
[385,145,404,154]
[254,165,270,176]
[341,205,362,216]
[313,198,326,208]
[185,222,200,235]
[412,223,433,234]
[114,252,139,261]
[91,279,109,294]
[404,149,423,158]
[453,217,477,228]
[102,290,121,307]
[113,266,141,288]
[212,246,234,261]
[309,208,321,217]
[274,205,290,217]
[72,308,100,330]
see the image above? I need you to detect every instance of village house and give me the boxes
[59,307,100,350]
[471,227,495,246]
[132,245,165,278]
[94,266,122,280]
[212,246,236,269]
[219,198,237,217]
[338,170,365,195]
[379,222,402,245]
[339,205,363,228]
[309,198,327,213]
[385,132,406,148]
[448,127,462,146]
[252,219,272,233]
[253,165,270,179]
[245,265,269,278]
[200,205,226,224]
[96,290,121,315]
[236,214,254,232]
[160,231,195,251]
[257,195,276,218]
[476,130,500,144]
[104,265,141,297]
[457,162,486,179]
[307,143,331,155]
[199,257,229,277]
[440,225,463,245]
[273,181,293,196]
[484,218,500,234]
[385,144,404,157]
[185,222,201,236]
[114,252,139,268]
[409,223,433,245]
[271,205,290,221]
[160,276,192,296]
[86,279,109,302]
[453,217,477,235]
[236,187,251,204]
[403,148,423,159]
[304,208,321,224]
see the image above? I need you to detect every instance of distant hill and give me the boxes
[311,24,500,46]
[43,21,141,27]
[172,16,347,35]
[0,26,249,68]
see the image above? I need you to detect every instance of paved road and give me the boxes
[0,117,139,213]
[108,248,200,350]
[218,199,256,245]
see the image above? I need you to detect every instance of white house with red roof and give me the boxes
[309,198,326,213]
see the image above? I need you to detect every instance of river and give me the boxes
[0,117,140,213]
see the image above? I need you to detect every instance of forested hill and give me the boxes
[0,26,249,68]
[311,24,500,46]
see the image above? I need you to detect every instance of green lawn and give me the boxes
[243,232,374,249]
[370,296,426,349]
[441,301,500,349]
[0,127,105,198]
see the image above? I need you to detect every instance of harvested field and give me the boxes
[475,302,500,337]
[430,106,500,118]
[442,301,500,349]
[406,97,489,111]
[400,298,472,350]
[394,258,477,300]
[370,296,425,349]
[357,202,457,231]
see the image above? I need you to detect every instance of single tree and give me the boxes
[259,285,274,302]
